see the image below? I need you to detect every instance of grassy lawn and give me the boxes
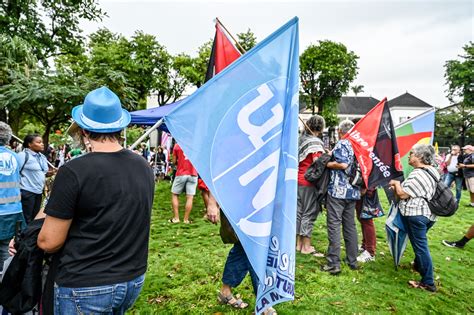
[131,181,473,314]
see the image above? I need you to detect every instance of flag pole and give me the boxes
[129,118,164,150]
[215,17,247,53]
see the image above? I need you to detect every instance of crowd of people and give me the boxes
[0,86,473,314]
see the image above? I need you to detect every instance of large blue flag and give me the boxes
[164,17,299,313]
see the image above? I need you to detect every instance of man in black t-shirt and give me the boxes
[37,87,155,314]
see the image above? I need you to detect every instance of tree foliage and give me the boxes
[351,85,364,96]
[237,29,257,52]
[0,0,105,64]
[300,40,359,123]
[438,42,474,147]
[175,29,257,89]
[0,68,95,146]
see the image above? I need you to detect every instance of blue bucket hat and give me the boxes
[71,86,131,133]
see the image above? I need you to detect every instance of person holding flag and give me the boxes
[389,144,439,292]
[164,17,299,314]
[323,120,360,274]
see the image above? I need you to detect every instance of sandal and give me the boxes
[168,218,180,223]
[217,292,248,309]
[253,307,278,315]
[264,307,278,315]
[408,280,437,292]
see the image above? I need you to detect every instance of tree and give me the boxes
[175,40,212,89]
[175,29,256,89]
[435,104,473,147]
[0,0,105,65]
[300,40,359,122]
[442,42,474,147]
[0,68,95,147]
[0,35,37,130]
[237,29,257,52]
[57,28,181,108]
[351,85,364,96]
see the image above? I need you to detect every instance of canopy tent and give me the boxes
[129,99,185,131]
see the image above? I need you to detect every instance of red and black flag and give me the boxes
[343,98,404,189]
[205,20,242,82]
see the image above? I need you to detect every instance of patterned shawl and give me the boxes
[298,132,324,163]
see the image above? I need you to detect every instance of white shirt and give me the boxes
[446,154,459,173]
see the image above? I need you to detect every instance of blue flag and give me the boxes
[164,17,299,313]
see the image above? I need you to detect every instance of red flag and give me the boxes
[343,98,404,188]
[205,21,242,81]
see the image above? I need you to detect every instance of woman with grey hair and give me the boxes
[389,143,439,292]
[0,122,25,275]
[296,114,326,256]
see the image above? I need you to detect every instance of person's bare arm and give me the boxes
[37,216,72,253]
[207,193,219,224]
[326,161,349,170]
[389,180,410,199]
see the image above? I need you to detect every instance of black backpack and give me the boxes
[304,152,331,184]
[422,168,458,217]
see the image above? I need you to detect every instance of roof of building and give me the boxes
[387,92,433,108]
[338,96,380,115]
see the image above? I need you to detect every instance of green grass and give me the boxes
[131,181,474,314]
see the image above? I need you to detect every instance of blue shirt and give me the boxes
[17,149,48,194]
[328,139,361,200]
[0,146,24,239]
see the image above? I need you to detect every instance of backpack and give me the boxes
[304,152,331,185]
[421,168,458,217]
[346,159,364,188]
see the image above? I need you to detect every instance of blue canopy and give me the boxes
[129,99,185,131]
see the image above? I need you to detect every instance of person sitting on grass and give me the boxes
[389,143,438,292]
[442,224,474,249]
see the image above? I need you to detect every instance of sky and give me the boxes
[80,0,473,108]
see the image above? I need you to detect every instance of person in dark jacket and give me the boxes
[0,219,45,314]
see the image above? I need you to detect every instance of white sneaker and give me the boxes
[357,250,375,263]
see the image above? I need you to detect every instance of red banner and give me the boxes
[343,98,403,188]
[205,21,241,81]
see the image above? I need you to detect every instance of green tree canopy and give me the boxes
[439,42,474,147]
[300,40,359,124]
[351,85,365,96]
[57,28,183,108]
[0,0,105,65]
[0,68,95,146]
[175,29,256,89]
[237,29,257,52]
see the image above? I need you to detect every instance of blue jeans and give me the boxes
[222,242,259,295]
[444,172,463,203]
[54,274,145,314]
[401,215,435,286]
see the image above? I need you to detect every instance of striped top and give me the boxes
[398,166,439,221]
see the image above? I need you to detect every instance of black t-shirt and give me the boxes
[45,149,155,287]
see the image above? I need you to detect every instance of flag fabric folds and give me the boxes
[344,98,404,188]
[164,17,299,313]
[385,202,408,268]
[205,21,242,81]
[394,108,435,178]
